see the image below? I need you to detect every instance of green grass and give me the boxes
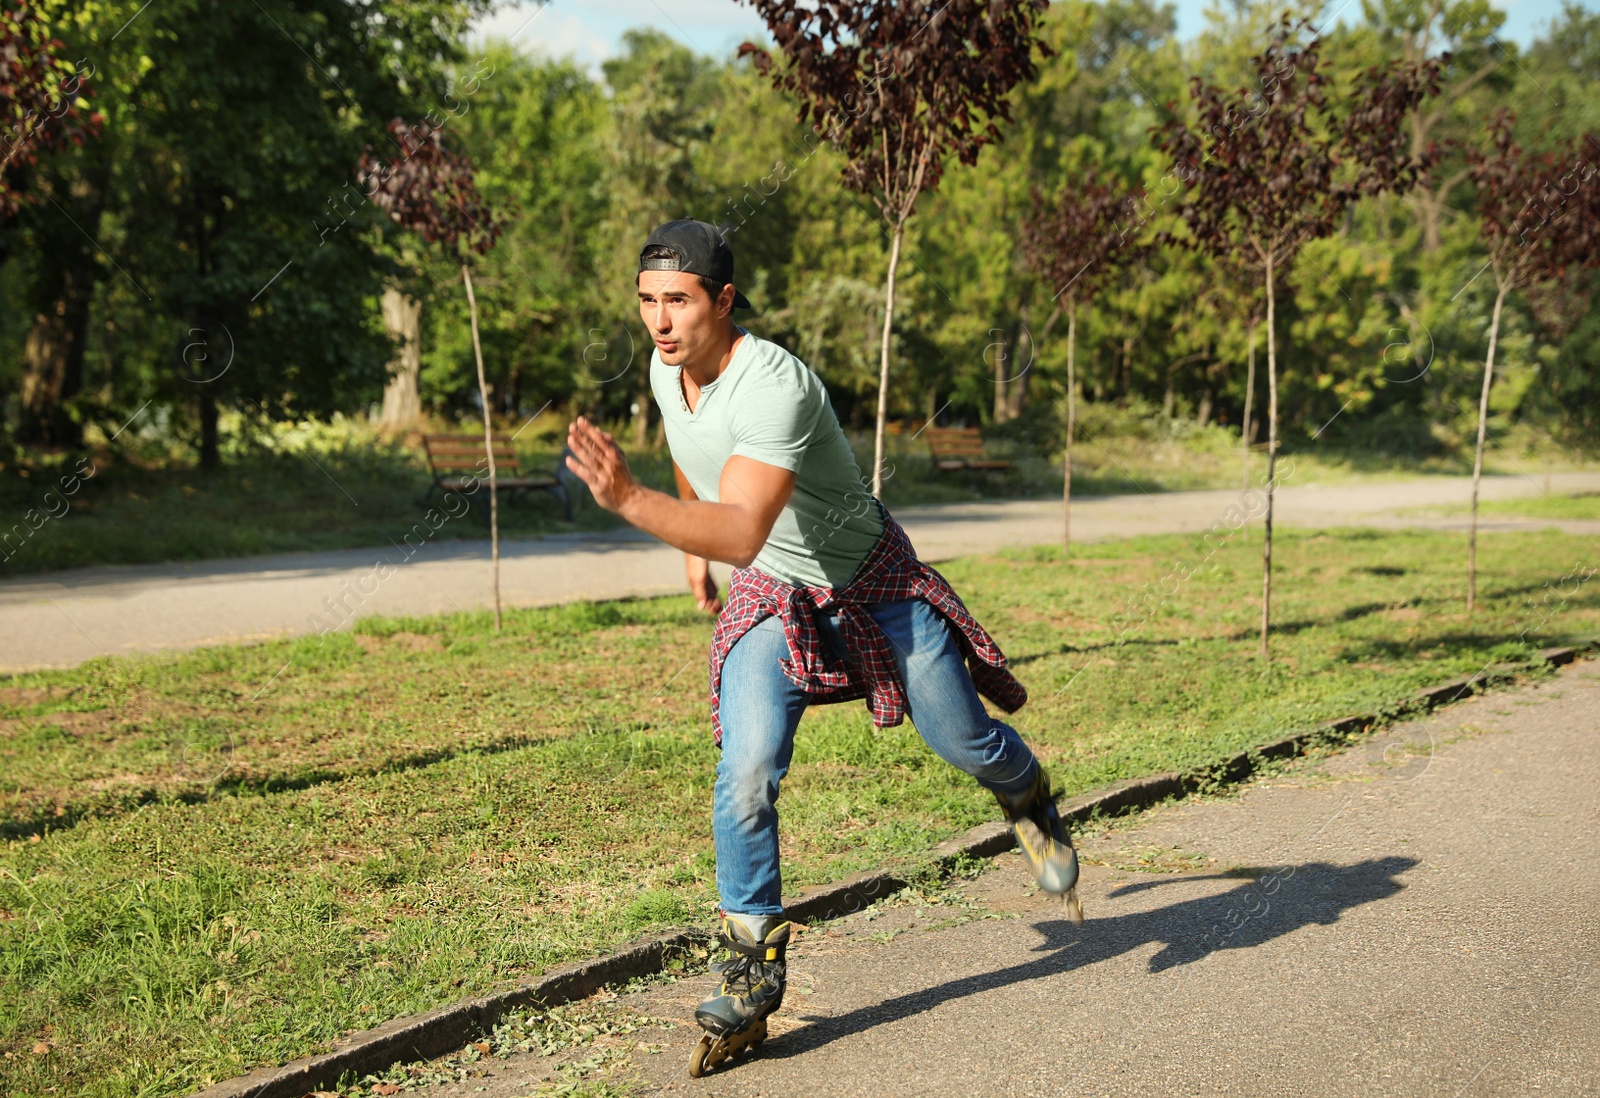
[2,526,1598,1097]
[1475,490,1600,521]
[0,418,644,578]
[1407,489,1600,523]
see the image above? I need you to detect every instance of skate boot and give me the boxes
[995,764,1084,924]
[688,913,791,1077]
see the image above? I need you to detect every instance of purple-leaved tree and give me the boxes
[1,0,102,219]
[1461,112,1600,612]
[738,0,1052,495]
[1154,21,1445,661]
[1021,168,1148,554]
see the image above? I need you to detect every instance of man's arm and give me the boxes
[565,417,795,568]
[673,460,722,614]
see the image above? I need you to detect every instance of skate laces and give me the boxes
[714,952,760,992]
[712,920,788,997]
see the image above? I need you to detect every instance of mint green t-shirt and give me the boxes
[649,327,884,588]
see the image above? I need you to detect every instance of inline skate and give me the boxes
[688,913,791,1077]
[995,764,1084,923]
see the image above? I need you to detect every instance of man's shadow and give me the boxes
[766,855,1416,1059]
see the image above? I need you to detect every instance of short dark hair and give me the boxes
[637,243,723,302]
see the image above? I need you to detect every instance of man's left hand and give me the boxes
[565,416,638,513]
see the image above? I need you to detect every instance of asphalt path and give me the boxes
[4,471,1599,672]
[404,657,1600,1097]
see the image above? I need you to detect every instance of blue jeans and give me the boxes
[713,596,1039,916]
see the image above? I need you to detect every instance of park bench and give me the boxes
[421,433,573,522]
[923,426,1011,473]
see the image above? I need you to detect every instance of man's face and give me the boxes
[637,269,732,366]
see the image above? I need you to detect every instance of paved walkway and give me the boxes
[4,472,1599,672]
[410,658,1600,1097]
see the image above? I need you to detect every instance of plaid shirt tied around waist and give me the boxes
[707,501,1026,746]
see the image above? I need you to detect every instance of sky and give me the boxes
[468,0,1589,76]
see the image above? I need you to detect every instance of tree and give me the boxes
[1021,167,1147,553]
[377,275,424,430]
[1154,21,1445,660]
[1461,112,1600,612]
[3,0,104,447]
[7,0,493,465]
[739,0,1053,496]
[360,117,506,627]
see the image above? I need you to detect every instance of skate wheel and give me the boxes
[1063,886,1084,926]
[688,1035,713,1078]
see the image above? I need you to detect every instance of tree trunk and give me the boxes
[182,311,230,470]
[1162,360,1176,420]
[1197,384,1213,428]
[463,263,501,632]
[103,315,118,404]
[378,285,423,430]
[1468,280,1509,614]
[633,353,651,450]
[1418,187,1442,253]
[505,363,521,419]
[1261,256,1279,662]
[198,387,220,471]
[992,325,1010,424]
[871,223,905,498]
[1063,300,1077,556]
[18,272,91,448]
[1024,302,1062,416]
[187,179,227,470]
[1241,319,1257,491]
[17,164,108,449]
[1007,314,1034,420]
[1119,335,1133,405]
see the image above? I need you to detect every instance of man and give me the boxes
[564,218,1079,1075]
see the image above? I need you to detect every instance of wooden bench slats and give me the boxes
[430,457,517,470]
[923,425,1010,473]
[435,474,558,488]
[421,431,572,521]
[429,448,517,457]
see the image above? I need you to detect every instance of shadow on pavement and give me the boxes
[768,855,1416,1059]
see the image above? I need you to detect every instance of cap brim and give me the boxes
[732,289,752,310]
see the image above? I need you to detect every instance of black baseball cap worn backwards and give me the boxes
[638,218,753,310]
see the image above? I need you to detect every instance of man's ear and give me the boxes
[718,283,736,318]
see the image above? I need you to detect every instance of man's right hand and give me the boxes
[687,558,722,616]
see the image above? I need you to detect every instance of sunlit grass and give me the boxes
[1,525,1596,1096]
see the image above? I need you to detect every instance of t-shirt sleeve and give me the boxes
[729,376,818,473]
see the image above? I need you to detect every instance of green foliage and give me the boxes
[1,0,1598,491]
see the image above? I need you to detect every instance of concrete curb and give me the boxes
[195,642,1591,1098]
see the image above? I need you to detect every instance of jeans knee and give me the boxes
[716,754,780,826]
[926,715,1034,788]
